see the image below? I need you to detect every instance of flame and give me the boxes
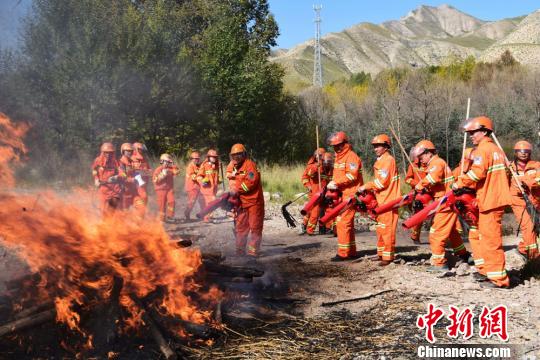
[0,113,28,188]
[0,114,222,345]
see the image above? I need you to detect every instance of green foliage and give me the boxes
[0,0,312,182]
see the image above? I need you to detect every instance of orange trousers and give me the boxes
[201,192,216,221]
[185,189,205,219]
[336,207,356,258]
[511,197,539,259]
[479,207,509,287]
[155,189,175,221]
[428,209,466,266]
[99,193,121,219]
[376,210,398,261]
[235,204,264,256]
[468,225,484,275]
[306,204,320,234]
[410,223,422,242]
[133,186,148,220]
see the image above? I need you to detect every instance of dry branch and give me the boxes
[321,289,394,307]
[0,308,55,337]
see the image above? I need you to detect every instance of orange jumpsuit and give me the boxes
[131,152,151,219]
[197,160,221,221]
[230,159,264,256]
[119,155,137,211]
[418,155,466,266]
[456,137,512,287]
[153,165,180,221]
[509,160,540,259]
[452,158,482,272]
[184,161,205,219]
[321,166,335,233]
[364,151,401,261]
[92,155,125,218]
[332,144,362,258]
[405,163,427,242]
[301,159,327,234]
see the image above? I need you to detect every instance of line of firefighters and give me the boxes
[301,116,540,289]
[91,142,264,258]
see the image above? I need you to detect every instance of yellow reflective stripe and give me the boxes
[429,227,436,233]
[466,170,480,182]
[426,173,436,185]
[474,258,484,265]
[453,244,465,253]
[302,179,309,184]
[377,246,385,251]
[205,170,215,174]
[431,253,445,259]
[487,164,506,173]
[334,163,346,169]
[241,182,249,192]
[345,173,355,181]
[338,243,352,248]
[525,244,538,249]
[443,176,455,184]
[470,226,478,230]
[487,270,507,279]
[375,223,386,228]
[374,179,384,189]
[392,175,400,182]
[382,251,394,256]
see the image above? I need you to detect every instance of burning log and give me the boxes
[0,308,55,337]
[145,314,177,360]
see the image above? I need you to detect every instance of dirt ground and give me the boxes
[174,201,540,359]
[1,196,539,359]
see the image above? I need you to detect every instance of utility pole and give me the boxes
[313,4,323,87]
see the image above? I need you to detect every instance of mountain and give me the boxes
[271,4,534,93]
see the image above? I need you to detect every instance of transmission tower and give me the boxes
[313,5,323,87]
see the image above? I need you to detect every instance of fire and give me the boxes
[0,113,28,188]
[0,113,222,346]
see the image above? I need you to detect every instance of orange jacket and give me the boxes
[131,152,151,185]
[508,160,540,197]
[418,155,454,199]
[301,161,327,192]
[196,160,221,195]
[184,161,201,192]
[153,165,180,191]
[455,137,511,212]
[332,143,363,198]
[91,155,125,197]
[230,159,264,208]
[364,151,401,204]
[404,163,426,188]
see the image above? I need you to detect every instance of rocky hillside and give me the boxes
[271,4,533,92]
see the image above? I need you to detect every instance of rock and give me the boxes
[437,271,456,278]
[462,282,480,290]
[455,263,470,276]
[399,259,406,265]
[271,192,282,200]
[505,248,527,270]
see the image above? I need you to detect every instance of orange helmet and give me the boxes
[100,142,115,153]
[230,143,246,155]
[133,142,147,153]
[514,140,532,152]
[190,151,200,159]
[207,149,218,157]
[121,143,134,152]
[160,153,173,162]
[462,116,493,132]
[415,140,436,151]
[327,131,349,146]
[314,147,326,157]
[371,134,391,147]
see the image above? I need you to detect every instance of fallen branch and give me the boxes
[145,314,177,360]
[0,308,55,337]
[13,301,55,320]
[321,289,394,307]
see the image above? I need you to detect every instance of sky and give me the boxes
[1,1,539,50]
[268,0,540,49]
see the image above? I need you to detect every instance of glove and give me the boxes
[327,181,338,190]
[108,175,119,183]
[357,185,366,193]
[94,178,101,188]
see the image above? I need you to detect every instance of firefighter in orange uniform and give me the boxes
[359,134,400,266]
[131,142,151,219]
[301,148,326,235]
[228,144,264,258]
[321,152,336,235]
[508,141,540,259]
[453,116,512,288]
[92,143,125,218]
[119,143,137,211]
[184,151,205,220]
[404,147,427,243]
[326,131,362,261]
[153,154,180,222]
[197,149,221,222]
[413,140,468,271]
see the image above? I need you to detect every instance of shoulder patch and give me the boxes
[473,156,482,165]
[248,171,255,180]
[378,169,388,179]
[429,166,437,173]
[349,163,358,170]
